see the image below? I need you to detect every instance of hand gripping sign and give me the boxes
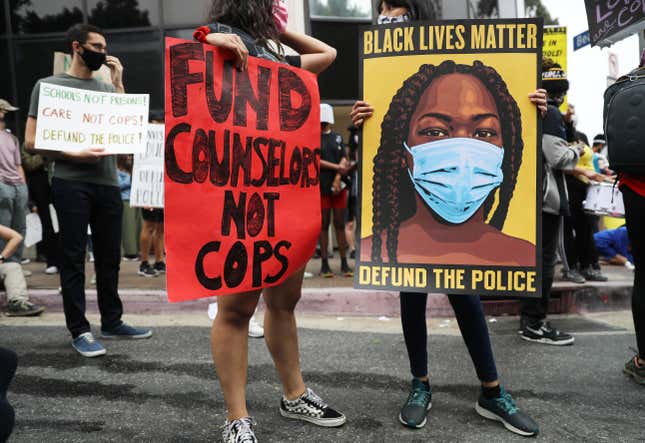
[164,38,321,302]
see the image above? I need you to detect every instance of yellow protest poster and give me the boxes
[543,26,567,112]
[356,19,544,298]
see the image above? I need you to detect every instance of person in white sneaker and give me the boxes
[195,2,345,441]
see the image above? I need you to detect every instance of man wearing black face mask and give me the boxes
[24,24,152,358]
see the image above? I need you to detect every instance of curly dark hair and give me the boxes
[371,60,524,263]
[208,0,283,56]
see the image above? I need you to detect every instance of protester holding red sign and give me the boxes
[164,1,342,442]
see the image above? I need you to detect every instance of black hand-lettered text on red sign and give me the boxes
[164,37,321,302]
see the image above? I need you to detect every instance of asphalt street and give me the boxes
[1,315,644,442]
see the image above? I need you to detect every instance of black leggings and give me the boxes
[563,176,600,269]
[400,292,498,383]
[622,186,645,358]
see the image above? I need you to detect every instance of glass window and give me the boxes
[311,20,366,100]
[0,1,6,34]
[0,40,9,100]
[11,0,84,34]
[162,0,211,27]
[309,0,372,19]
[13,38,67,136]
[105,31,163,114]
[0,39,16,133]
[88,0,159,28]
[164,28,197,41]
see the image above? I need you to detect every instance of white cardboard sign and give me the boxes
[24,213,42,248]
[35,82,149,154]
[130,124,164,208]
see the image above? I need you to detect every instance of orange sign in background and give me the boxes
[164,37,321,302]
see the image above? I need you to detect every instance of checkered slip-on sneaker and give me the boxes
[221,417,257,443]
[279,388,346,427]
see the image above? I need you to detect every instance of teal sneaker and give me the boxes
[398,378,432,429]
[475,386,539,437]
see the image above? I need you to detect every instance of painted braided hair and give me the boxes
[371,60,523,263]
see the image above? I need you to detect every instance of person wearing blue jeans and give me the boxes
[0,183,27,264]
[0,101,28,267]
[25,24,152,357]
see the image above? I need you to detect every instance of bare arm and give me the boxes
[568,166,606,182]
[204,33,249,71]
[105,55,125,93]
[279,31,336,74]
[0,225,23,259]
[320,159,342,171]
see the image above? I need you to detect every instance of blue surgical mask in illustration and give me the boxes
[377,13,412,24]
[404,137,504,224]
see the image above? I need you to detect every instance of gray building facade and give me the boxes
[1,0,523,135]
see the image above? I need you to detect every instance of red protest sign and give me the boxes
[164,37,321,302]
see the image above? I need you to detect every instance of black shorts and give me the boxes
[141,208,164,223]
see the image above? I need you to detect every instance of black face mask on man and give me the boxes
[79,46,106,71]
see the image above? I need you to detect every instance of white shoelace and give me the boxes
[303,388,328,410]
[78,332,96,343]
[224,417,256,443]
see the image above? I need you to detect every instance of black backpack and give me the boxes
[604,67,645,174]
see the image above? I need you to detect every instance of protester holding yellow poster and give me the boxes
[350,1,545,437]
[356,20,544,297]
[543,26,567,112]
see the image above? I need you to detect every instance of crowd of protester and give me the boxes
[1,103,168,307]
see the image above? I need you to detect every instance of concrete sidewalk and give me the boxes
[12,257,635,318]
